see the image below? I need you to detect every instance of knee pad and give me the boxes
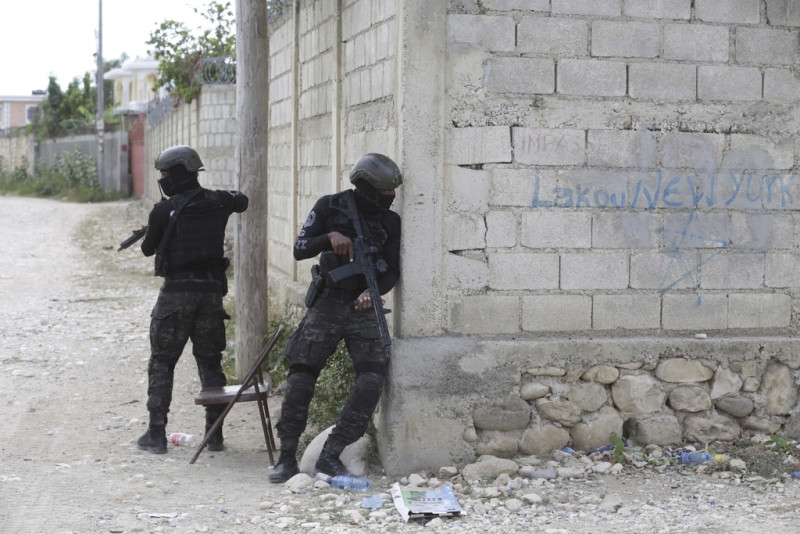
[354,371,384,394]
[353,361,386,376]
[284,369,317,406]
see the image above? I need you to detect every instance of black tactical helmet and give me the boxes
[154,145,204,172]
[349,153,402,190]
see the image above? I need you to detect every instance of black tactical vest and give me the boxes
[321,192,389,291]
[165,190,231,273]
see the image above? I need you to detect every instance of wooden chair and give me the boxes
[190,326,284,465]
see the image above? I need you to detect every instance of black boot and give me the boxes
[205,424,224,451]
[314,438,353,477]
[137,424,167,454]
[205,409,224,451]
[269,438,300,483]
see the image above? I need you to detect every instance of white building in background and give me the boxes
[104,56,166,114]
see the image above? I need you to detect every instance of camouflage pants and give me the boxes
[146,290,227,425]
[276,294,388,446]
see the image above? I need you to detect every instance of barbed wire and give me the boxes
[146,95,178,128]
[196,57,236,86]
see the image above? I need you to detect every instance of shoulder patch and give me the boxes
[298,210,316,237]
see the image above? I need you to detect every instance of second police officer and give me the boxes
[269,153,403,482]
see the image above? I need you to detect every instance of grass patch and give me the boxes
[0,151,123,202]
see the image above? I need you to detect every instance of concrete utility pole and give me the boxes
[234,0,270,377]
[96,0,104,187]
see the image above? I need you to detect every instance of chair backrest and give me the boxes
[239,325,284,390]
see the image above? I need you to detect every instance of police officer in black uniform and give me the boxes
[268,153,402,483]
[136,145,248,454]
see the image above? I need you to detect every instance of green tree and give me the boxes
[147,0,236,103]
[30,55,127,140]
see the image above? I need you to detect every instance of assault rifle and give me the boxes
[118,225,148,251]
[327,190,392,350]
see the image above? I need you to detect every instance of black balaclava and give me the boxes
[354,181,394,212]
[158,165,200,197]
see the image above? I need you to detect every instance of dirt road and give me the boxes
[0,197,280,533]
[4,196,800,534]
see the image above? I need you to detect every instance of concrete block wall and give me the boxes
[254,1,800,473]
[266,0,400,317]
[198,86,237,192]
[378,0,800,473]
[143,88,236,204]
[444,0,800,338]
[267,13,296,290]
[0,133,34,175]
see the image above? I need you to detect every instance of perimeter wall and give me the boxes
[175,0,800,473]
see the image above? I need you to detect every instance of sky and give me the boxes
[0,0,208,96]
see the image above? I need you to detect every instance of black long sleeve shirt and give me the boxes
[294,192,401,295]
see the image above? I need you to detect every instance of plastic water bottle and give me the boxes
[326,475,370,491]
[680,452,729,466]
[680,452,711,465]
[169,432,197,446]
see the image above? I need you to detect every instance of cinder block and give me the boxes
[446,253,489,291]
[587,129,657,168]
[631,251,698,290]
[522,295,592,332]
[557,59,626,97]
[449,295,520,334]
[662,294,728,330]
[728,133,794,170]
[488,252,560,290]
[663,24,729,62]
[624,0,691,20]
[447,126,512,165]
[484,0,549,10]
[373,0,396,22]
[695,0,760,23]
[513,128,585,166]
[553,0,621,16]
[731,212,795,250]
[521,211,592,249]
[659,132,724,170]
[446,165,489,213]
[698,66,761,101]
[662,212,730,249]
[728,294,791,328]
[447,14,516,52]
[767,0,800,27]
[444,212,486,251]
[592,21,660,58]
[593,294,661,330]
[765,252,800,287]
[592,212,659,249]
[630,63,696,101]
[736,28,799,65]
[486,57,555,94]
[561,253,629,290]
[486,211,518,248]
[490,168,543,207]
[699,253,765,289]
[518,17,589,56]
[764,68,800,103]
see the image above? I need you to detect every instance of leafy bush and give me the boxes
[0,149,120,202]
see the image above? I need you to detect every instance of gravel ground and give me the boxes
[2,196,800,534]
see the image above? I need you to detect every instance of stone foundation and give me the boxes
[377,335,800,474]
